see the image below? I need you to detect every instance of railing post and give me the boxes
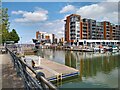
[12,53,16,68]
[5,47,8,54]
[36,72,47,89]
[14,56,21,77]
[21,60,29,89]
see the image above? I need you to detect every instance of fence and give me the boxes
[7,48,57,90]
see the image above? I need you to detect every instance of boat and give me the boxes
[112,45,118,53]
[81,47,94,52]
[93,47,100,52]
[93,45,105,53]
[99,48,104,53]
[105,47,112,52]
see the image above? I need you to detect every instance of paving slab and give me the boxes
[0,54,24,89]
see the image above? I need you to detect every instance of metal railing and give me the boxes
[6,48,57,90]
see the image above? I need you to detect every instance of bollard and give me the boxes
[56,73,62,83]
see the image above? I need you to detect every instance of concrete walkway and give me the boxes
[0,53,24,89]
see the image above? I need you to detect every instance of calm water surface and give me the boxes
[37,49,120,88]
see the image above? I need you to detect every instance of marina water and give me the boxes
[37,49,120,88]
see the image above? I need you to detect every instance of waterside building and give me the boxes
[64,14,120,45]
[36,31,55,44]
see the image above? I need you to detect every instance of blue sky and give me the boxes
[2,1,119,43]
[2,0,106,2]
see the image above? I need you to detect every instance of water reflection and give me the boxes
[37,49,120,88]
[37,49,120,75]
[65,51,119,79]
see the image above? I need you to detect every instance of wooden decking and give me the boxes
[25,56,79,81]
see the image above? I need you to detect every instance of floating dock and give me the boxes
[65,48,93,52]
[25,56,79,82]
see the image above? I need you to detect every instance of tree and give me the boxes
[1,8,20,44]
[9,29,20,43]
[1,8,10,44]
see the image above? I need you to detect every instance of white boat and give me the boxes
[99,48,104,53]
[93,47,100,52]
[112,46,118,53]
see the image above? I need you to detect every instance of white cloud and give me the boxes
[101,12,118,23]
[12,7,48,23]
[76,2,118,24]
[58,31,64,34]
[106,0,119,2]
[60,5,76,13]
[38,19,65,38]
[12,10,26,15]
[25,40,33,44]
[76,4,105,19]
[59,2,118,24]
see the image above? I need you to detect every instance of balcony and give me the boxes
[83,37,88,39]
[106,26,110,28]
[70,36,76,39]
[112,27,116,29]
[112,30,116,32]
[70,33,76,36]
[83,35,87,37]
[70,29,75,32]
[77,35,80,37]
[92,23,96,25]
[83,25,87,27]
[106,33,110,36]
[83,29,87,32]
[112,32,116,34]
[70,22,75,24]
[70,25,75,28]
[92,27,96,29]
[115,35,119,37]
[70,27,75,30]
[77,31,80,33]
[70,31,76,34]
[83,32,87,35]
[106,31,110,33]
[70,24,75,26]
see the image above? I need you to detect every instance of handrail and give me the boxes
[6,47,57,90]
[41,76,57,89]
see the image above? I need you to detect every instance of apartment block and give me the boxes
[81,18,89,39]
[115,25,120,40]
[96,22,104,40]
[54,38,58,44]
[111,24,116,40]
[36,31,55,44]
[88,19,96,39]
[65,14,81,45]
[64,14,119,45]
[59,37,64,43]
[102,21,111,40]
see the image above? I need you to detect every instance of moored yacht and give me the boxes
[112,45,119,53]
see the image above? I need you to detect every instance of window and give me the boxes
[77,34,80,37]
